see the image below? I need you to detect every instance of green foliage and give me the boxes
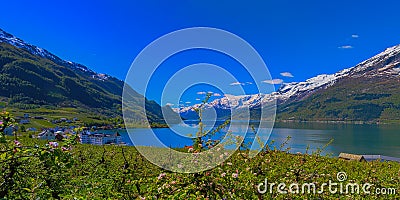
[0,42,170,126]
[0,110,399,199]
[0,111,76,199]
[277,75,400,123]
[2,138,398,199]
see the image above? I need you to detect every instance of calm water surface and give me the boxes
[104,122,400,157]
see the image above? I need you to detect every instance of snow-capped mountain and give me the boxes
[0,27,172,123]
[176,44,400,120]
[0,28,109,81]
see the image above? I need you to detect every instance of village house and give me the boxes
[79,131,122,145]
[38,130,56,140]
[19,119,30,124]
[3,125,18,136]
[26,127,37,132]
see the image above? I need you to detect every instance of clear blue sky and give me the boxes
[1,0,400,107]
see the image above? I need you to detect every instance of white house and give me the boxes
[79,131,122,145]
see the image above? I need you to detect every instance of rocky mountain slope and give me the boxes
[0,28,166,124]
[176,44,400,122]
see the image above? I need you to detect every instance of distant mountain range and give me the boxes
[176,44,400,123]
[0,28,167,125]
[2,27,399,124]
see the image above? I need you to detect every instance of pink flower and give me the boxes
[157,173,166,180]
[232,173,239,178]
[14,140,21,146]
[221,172,226,177]
[49,142,58,148]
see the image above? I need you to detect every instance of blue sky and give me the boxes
[1,0,400,107]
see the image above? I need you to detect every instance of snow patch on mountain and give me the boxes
[0,28,110,80]
[352,45,400,74]
[175,44,400,116]
[176,66,355,114]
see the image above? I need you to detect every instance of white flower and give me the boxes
[157,173,166,180]
[232,173,238,178]
[49,142,58,148]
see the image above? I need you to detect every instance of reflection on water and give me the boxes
[103,122,400,158]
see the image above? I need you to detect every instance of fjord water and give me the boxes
[109,122,400,158]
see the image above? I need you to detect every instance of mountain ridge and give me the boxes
[0,28,167,126]
[176,44,400,122]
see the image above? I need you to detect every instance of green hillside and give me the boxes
[0,42,166,127]
[277,75,400,123]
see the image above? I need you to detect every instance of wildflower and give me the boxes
[219,154,224,159]
[49,142,59,148]
[221,172,226,177]
[61,146,69,151]
[198,143,203,148]
[157,173,166,180]
[14,140,21,146]
[227,162,232,166]
[188,147,194,152]
[232,173,239,178]
[177,164,183,169]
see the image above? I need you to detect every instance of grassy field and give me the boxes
[2,136,399,199]
[5,106,127,131]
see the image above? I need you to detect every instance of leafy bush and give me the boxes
[1,111,399,199]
